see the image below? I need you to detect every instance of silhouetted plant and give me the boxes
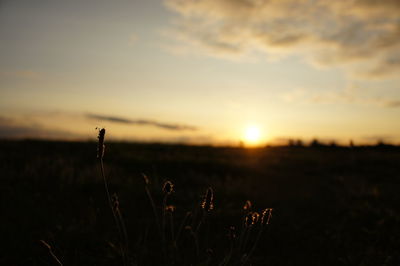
[97,128,129,266]
[96,129,273,265]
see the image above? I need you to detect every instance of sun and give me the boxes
[244,125,261,144]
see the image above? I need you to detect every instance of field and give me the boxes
[1,140,400,265]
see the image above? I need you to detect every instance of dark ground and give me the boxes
[1,140,400,265]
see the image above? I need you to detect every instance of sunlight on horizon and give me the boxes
[0,0,399,145]
[244,125,262,146]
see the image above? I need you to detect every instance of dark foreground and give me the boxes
[1,140,400,265]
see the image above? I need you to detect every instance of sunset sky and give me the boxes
[1,0,400,145]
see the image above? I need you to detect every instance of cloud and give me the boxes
[357,55,400,79]
[0,112,203,142]
[383,100,400,108]
[0,116,81,139]
[141,134,215,145]
[0,70,43,80]
[282,85,400,108]
[164,0,400,78]
[86,113,198,131]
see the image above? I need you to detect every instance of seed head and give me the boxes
[185,225,192,232]
[243,200,252,211]
[162,180,174,195]
[251,212,260,225]
[245,212,252,227]
[261,208,273,226]
[111,193,120,212]
[245,211,259,227]
[201,187,214,212]
[96,128,106,159]
[165,205,176,213]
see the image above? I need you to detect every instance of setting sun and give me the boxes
[244,126,261,144]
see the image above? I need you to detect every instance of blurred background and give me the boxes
[1,1,400,265]
[1,0,399,146]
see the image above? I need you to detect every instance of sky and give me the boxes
[1,0,400,146]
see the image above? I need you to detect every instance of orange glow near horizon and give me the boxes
[244,125,262,146]
[1,1,400,145]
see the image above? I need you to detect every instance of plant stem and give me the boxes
[100,158,127,266]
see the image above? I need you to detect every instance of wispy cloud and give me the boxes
[165,0,400,79]
[0,116,81,139]
[0,70,43,80]
[86,113,198,131]
[0,112,203,141]
[282,86,400,108]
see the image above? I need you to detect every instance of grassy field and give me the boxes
[1,139,400,265]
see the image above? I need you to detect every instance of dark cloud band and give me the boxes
[86,113,198,131]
